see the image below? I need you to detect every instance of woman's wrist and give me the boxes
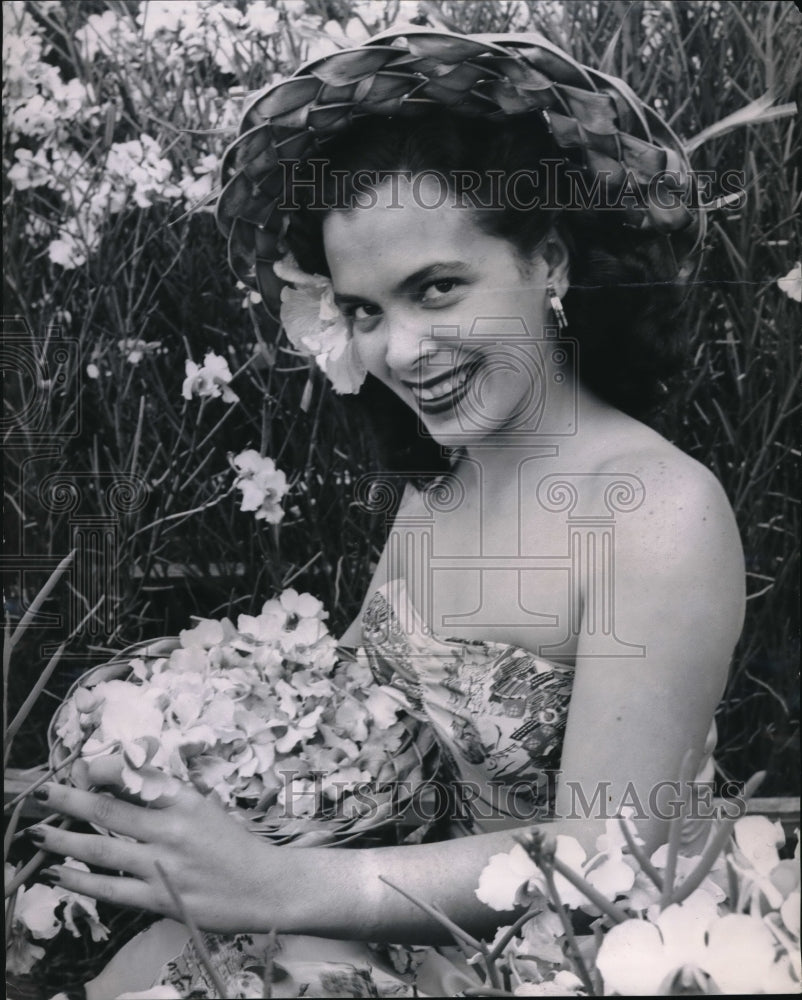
[246,842,381,938]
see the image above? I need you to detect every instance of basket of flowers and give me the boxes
[48,589,441,847]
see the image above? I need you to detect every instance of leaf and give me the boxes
[307,47,398,86]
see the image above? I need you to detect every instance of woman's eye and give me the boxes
[346,303,382,330]
[420,279,461,303]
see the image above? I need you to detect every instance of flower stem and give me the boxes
[154,862,231,1000]
[549,853,629,925]
[669,771,765,907]
[541,866,597,997]
[5,549,76,655]
[430,900,492,981]
[378,874,489,957]
[261,928,278,1000]
[659,748,696,909]
[3,744,85,814]
[725,856,741,912]
[4,799,25,863]
[486,907,543,964]
[281,551,322,588]
[5,591,102,764]
[617,815,663,892]
[128,492,228,540]
[4,819,72,898]
[5,876,20,953]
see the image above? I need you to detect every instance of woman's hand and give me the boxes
[27,756,284,933]
[23,759,516,945]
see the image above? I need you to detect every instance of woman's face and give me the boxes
[323,176,560,447]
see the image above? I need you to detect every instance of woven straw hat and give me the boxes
[217,26,705,310]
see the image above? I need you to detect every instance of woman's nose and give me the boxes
[383,310,428,374]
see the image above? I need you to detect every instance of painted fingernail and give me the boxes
[39,868,61,886]
[32,787,49,802]
[26,827,46,845]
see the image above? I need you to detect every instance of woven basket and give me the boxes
[47,637,181,771]
[48,641,442,848]
[216,26,704,311]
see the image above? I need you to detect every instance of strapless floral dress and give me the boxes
[84,580,658,998]
[359,579,574,834]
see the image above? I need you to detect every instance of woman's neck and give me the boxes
[456,382,619,486]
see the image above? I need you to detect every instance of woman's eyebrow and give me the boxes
[334,260,471,306]
[333,262,473,307]
[395,262,472,295]
[332,291,369,307]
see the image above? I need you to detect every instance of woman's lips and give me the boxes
[403,360,480,415]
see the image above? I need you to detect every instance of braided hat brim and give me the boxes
[217,26,704,309]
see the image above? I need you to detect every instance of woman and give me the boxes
[30,27,744,997]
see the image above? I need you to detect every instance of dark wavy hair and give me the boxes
[284,111,694,481]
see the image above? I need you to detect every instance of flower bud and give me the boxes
[73,687,103,715]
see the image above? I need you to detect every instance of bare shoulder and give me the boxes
[595,427,740,550]
[591,422,745,622]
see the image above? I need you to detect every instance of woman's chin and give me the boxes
[422,422,494,452]
[419,406,536,452]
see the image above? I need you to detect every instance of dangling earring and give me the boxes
[547,284,568,331]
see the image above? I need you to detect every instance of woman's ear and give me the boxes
[542,230,570,298]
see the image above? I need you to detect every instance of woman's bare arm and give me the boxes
[38,447,744,944]
[553,448,744,843]
[273,451,746,943]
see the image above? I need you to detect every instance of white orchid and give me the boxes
[179,618,228,650]
[272,587,328,621]
[117,338,163,365]
[729,814,793,910]
[471,805,801,996]
[274,254,366,394]
[583,814,639,901]
[229,450,288,524]
[476,843,542,912]
[181,351,239,403]
[597,904,799,995]
[242,1,280,37]
[6,860,109,976]
[476,836,588,912]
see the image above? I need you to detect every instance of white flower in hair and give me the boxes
[273,253,366,395]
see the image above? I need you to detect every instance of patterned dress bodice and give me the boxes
[359,580,575,830]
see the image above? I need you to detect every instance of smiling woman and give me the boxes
[29,24,762,1000]
[323,173,568,448]
[287,110,695,394]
